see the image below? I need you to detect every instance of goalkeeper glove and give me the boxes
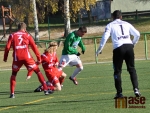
[96,50,102,57]
[76,52,81,56]
[81,51,85,54]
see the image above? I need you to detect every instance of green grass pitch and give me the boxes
[0,60,150,113]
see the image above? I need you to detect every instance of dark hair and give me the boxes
[78,26,87,33]
[112,10,122,19]
[18,22,26,30]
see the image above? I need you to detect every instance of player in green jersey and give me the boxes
[59,26,87,85]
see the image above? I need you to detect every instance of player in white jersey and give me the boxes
[96,10,141,99]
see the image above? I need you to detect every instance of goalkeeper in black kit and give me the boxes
[96,10,141,99]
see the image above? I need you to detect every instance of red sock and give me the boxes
[37,72,48,90]
[41,85,55,91]
[10,75,16,94]
[48,86,55,91]
[41,86,44,91]
[59,77,64,85]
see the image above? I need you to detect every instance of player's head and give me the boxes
[18,22,27,31]
[45,42,58,53]
[112,10,122,20]
[77,26,87,37]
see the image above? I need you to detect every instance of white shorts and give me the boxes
[59,55,82,67]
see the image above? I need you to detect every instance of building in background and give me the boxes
[111,0,150,12]
[80,0,111,21]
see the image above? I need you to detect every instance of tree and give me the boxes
[32,0,39,41]
[36,0,59,23]
[64,0,70,37]
[62,0,96,36]
[2,0,97,38]
[35,0,96,36]
[3,0,33,24]
[70,0,96,22]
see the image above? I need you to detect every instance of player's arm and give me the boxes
[41,54,50,63]
[129,24,140,46]
[54,55,59,66]
[96,24,111,56]
[64,34,78,54]
[3,35,13,62]
[28,35,41,62]
[78,40,85,54]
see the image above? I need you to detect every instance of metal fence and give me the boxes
[35,32,150,64]
[0,32,149,64]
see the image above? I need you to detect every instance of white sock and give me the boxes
[71,67,83,78]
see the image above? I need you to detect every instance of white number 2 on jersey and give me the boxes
[18,35,23,45]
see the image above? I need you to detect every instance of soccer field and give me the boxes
[0,60,150,113]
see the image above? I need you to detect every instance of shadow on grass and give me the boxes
[0,90,35,95]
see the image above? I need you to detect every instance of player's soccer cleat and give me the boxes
[114,93,124,99]
[34,87,42,92]
[134,88,141,97]
[9,94,15,98]
[69,76,78,85]
[48,89,54,94]
[44,90,49,95]
[44,89,53,95]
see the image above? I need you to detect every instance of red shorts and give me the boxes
[12,58,38,72]
[45,67,63,86]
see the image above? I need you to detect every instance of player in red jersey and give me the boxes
[34,42,67,92]
[3,22,51,98]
